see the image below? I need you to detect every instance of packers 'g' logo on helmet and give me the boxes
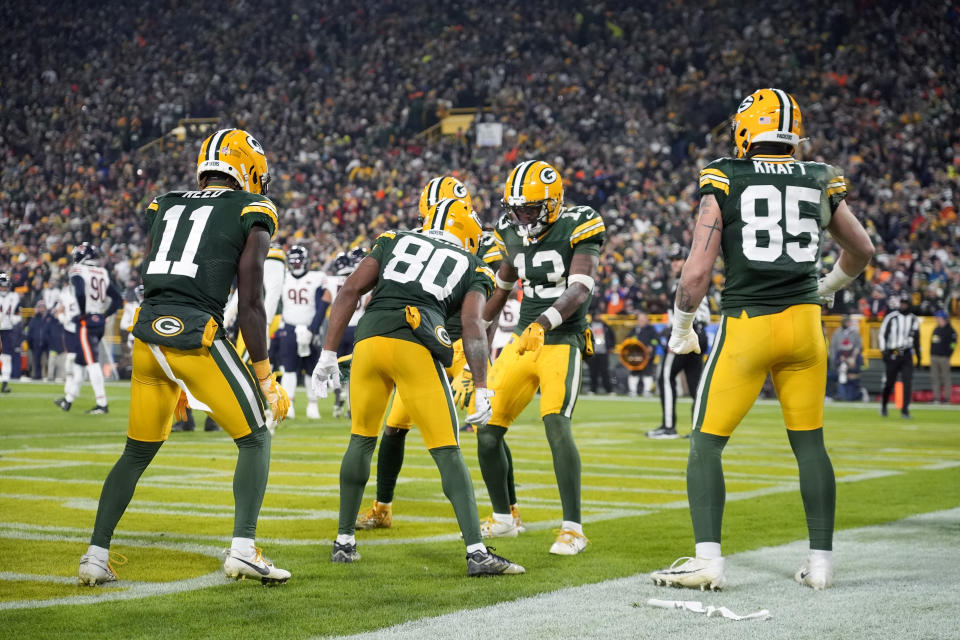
[197,128,271,194]
[731,88,803,158]
[502,160,564,239]
[418,176,472,225]
[421,198,483,254]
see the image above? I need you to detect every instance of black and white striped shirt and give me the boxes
[878,310,920,353]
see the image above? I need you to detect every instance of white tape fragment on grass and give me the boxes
[646,598,771,621]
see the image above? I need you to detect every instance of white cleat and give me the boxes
[306,404,320,420]
[223,547,290,585]
[650,556,726,591]
[549,529,589,555]
[77,553,121,586]
[479,516,519,538]
[795,555,834,590]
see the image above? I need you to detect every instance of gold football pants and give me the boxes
[350,336,460,449]
[694,304,827,436]
[128,337,266,441]
[384,338,466,429]
[488,336,582,427]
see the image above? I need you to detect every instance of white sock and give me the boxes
[377,501,391,508]
[87,363,107,406]
[336,534,356,546]
[0,354,10,382]
[493,512,513,526]
[86,544,109,563]
[810,549,832,562]
[281,371,297,398]
[465,542,486,554]
[231,537,255,554]
[561,520,583,535]
[66,363,84,401]
[696,542,722,559]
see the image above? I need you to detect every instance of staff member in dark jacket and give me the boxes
[878,297,920,418]
[930,310,957,404]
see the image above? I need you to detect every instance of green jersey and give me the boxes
[445,232,503,342]
[699,154,847,317]
[141,188,278,327]
[355,230,496,346]
[493,205,605,346]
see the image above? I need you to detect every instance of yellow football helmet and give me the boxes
[731,88,803,158]
[418,176,472,225]
[502,160,563,238]
[196,128,271,194]
[421,198,482,253]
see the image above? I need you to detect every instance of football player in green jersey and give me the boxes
[311,198,524,576]
[479,160,605,555]
[650,89,874,591]
[78,129,292,587]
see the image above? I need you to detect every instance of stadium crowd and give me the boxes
[1,0,958,362]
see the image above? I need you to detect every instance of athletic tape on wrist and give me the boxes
[542,307,563,330]
[495,274,516,290]
[672,305,696,332]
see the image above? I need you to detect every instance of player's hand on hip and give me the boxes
[311,349,341,399]
[816,276,836,307]
[466,387,494,426]
[515,322,545,357]
[668,327,701,354]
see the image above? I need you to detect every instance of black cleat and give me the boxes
[466,547,525,576]
[645,426,679,440]
[204,416,221,432]
[331,541,360,563]
[85,405,109,415]
[1,382,10,393]
[54,397,72,412]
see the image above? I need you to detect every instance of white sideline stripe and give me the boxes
[0,571,225,611]
[0,572,86,585]
[329,508,960,640]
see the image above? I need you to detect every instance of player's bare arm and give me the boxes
[482,260,518,324]
[237,226,271,362]
[322,256,379,352]
[676,195,723,313]
[460,290,489,388]
[534,252,598,330]
[826,201,874,276]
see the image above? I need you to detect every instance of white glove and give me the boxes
[311,349,341,399]
[295,325,312,357]
[668,327,701,354]
[465,387,494,426]
[817,277,836,307]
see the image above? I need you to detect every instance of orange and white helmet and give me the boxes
[420,198,483,254]
[418,176,472,225]
[731,88,804,158]
[196,128,271,194]
[502,160,563,238]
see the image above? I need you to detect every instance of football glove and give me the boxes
[311,349,341,399]
[174,389,190,422]
[252,359,291,422]
[816,276,836,307]
[515,322,545,357]
[465,387,494,426]
[668,327,701,354]
[451,368,475,410]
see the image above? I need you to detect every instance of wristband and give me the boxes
[542,307,563,330]
[567,273,595,293]
[495,274,516,291]
[672,304,696,332]
[251,358,272,381]
[821,263,857,294]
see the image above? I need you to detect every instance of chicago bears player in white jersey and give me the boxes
[65,243,122,414]
[275,245,329,419]
[53,281,84,411]
[0,273,22,392]
[323,248,370,418]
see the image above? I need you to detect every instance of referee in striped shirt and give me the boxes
[878,297,921,418]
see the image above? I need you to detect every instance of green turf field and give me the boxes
[0,382,958,639]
